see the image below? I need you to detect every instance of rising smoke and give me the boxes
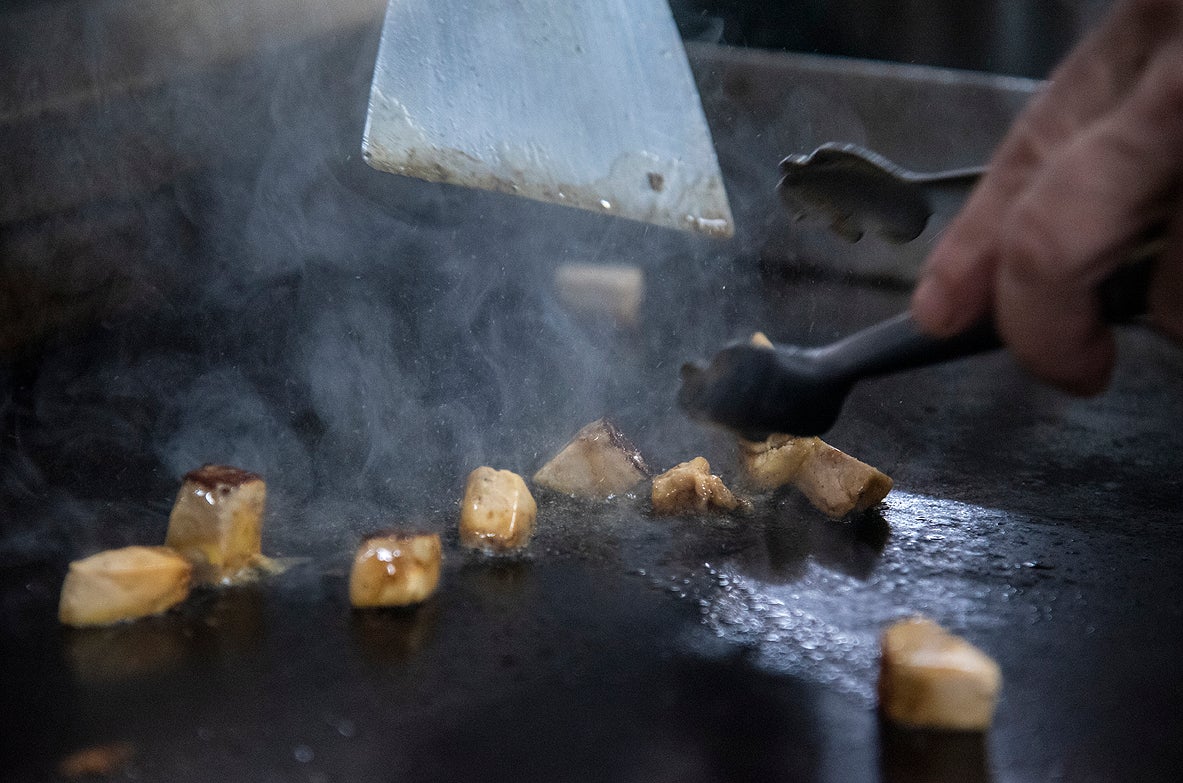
[0,6,763,562]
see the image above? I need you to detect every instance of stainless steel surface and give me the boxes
[687,45,1041,282]
[363,0,734,237]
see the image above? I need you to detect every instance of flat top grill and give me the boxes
[2,9,1182,782]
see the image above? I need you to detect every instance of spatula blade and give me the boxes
[362,0,734,238]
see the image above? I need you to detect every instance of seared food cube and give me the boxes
[460,467,537,552]
[554,263,645,327]
[879,617,1002,731]
[739,434,892,519]
[651,457,741,515]
[349,531,442,608]
[792,440,894,518]
[165,464,266,585]
[533,418,650,499]
[739,330,892,517]
[739,434,820,491]
[59,546,192,627]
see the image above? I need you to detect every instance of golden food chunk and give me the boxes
[738,435,892,519]
[533,418,649,499]
[651,457,741,515]
[165,464,266,585]
[879,617,1002,731]
[740,330,892,517]
[739,433,821,491]
[792,440,894,518]
[349,532,442,608]
[554,263,644,327]
[460,467,537,553]
[58,546,192,627]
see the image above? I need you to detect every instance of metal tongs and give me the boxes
[678,143,1159,439]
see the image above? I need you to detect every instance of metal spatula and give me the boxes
[362,0,734,238]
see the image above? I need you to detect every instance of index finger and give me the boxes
[912,0,1183,336]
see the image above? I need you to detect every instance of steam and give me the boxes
[0,11,756,561]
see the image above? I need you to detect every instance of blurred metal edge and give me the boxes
[361,0,735,238]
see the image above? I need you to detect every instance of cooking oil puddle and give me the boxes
[648,491,1070,705]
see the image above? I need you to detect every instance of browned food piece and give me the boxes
[879,617,1002,731]
[165,464,267,585]
[554,263,645,327]
[739,433,820,491]
[349,531,442,608]
[738,333,892,517]
[532,418,650,499]
[651,457,742,515]
[57,742,135,779]
[791,440,894,518]
[740,435,892,518]
[58,546,192,627]
[460,466,537,552]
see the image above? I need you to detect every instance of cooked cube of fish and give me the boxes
[740,434,893,518]
[879,617,1002,731]
[791,440,893,518]
[58,546,192,627]
[165,464,266,585]
[738,335,825,491]
[651,457,741,515]
[738,433,821,491]
[554,263,644,327]
[460,466,537,552]
[740,330,893,517]
[349,531,442,608]
[533,418,650,499]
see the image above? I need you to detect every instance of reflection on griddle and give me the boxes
[878,718,993,783]
[56,741,136,779]
[724,500,891,585]
[350,601,439,665]
[63,584,269,681]
[458,556,536,608]
[757,514,812,583]
[193,585,266,658]
[64,619,189,683]
[818,510,891,581]
[852,511,892,552]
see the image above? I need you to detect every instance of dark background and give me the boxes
[674,0,1111,77]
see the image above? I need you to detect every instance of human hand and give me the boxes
[910,0,1183,394]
